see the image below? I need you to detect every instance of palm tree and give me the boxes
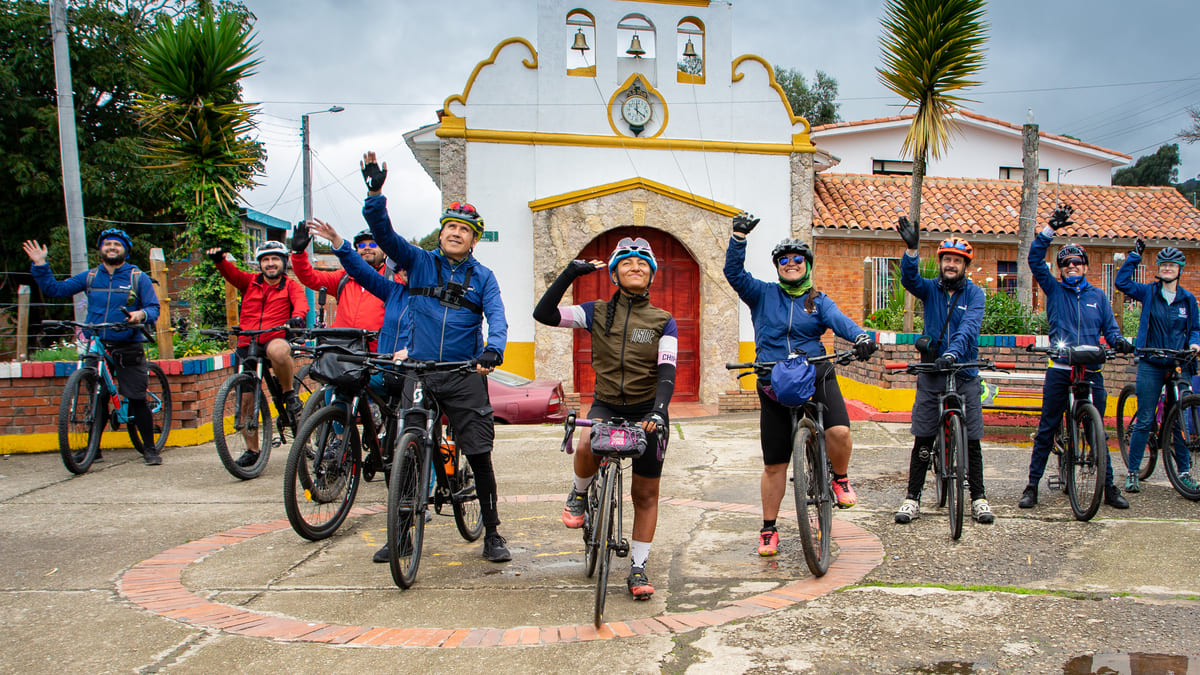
[877,0,988,329]
[133,8,263,324]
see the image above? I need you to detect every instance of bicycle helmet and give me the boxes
[770,239,813,267]
[608,236,657,286]
[1156,246,1186,267]
[95,228,132,258]
[352,229,375,246]
[936,236,973,262]
[254,240,289,263]
[440,201,485,238]
[1056,243,1089,267]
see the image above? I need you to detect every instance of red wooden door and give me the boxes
[572,227,700,401]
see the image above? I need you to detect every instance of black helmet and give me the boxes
[770,238,813,266]
[352,229,375,246]
[1056,243,1088,267]
[1156,247,1186,267]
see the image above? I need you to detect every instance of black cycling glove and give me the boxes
[1048,205,1074,231]
[854,334,877,361]
[362,161,387,192]
[477,350,503,368]
[1132,237,1145,256]
[207,248,226,265]
[732,212,760,236]
[287,316,306,329]
[291,222,311,254]
[934,353,957,370]
[897,216,919,249]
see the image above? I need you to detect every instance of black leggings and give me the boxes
[466,452,500,530]
[128,398,156,455]
[906,436,985,501]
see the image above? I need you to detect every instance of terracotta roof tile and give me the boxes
[814,174,1200,242]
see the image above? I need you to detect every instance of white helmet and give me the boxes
[254,240,289,264]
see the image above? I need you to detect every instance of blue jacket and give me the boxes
[1029,232,1123,360]
[363,195,507,362]
[724,236,865,363]
[332,241,411,355]
[31,262,160,342]
[901,252,985,377]
[1115,251,1200,361]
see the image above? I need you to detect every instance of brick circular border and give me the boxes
[118,495,883,648]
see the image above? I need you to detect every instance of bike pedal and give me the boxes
[615,540,630,557]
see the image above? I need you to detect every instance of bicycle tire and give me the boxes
[388,431,428,589]
[932,426,947,508]
[58,367,104,475]
[1067,403,1107,521]
[127,363,172,455]
[213,372,272,480]
[583,471,602,578]
[1116,384,1156,480]
[593,463,617,628]
[1160,394,1200,501]
[945,414,966,540]
[449,435,483,542]
[792,421,831,576]
[284,404,361,541]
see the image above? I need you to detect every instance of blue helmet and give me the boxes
[95,228,132,258]
[607,236,657,286]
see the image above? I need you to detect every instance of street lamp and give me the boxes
[301,105,345,225]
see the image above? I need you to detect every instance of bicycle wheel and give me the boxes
[284,404,362,541]
[932,427,947,508]
[582,473,602,578]
[388,431,428,589]
[944,414,966,540]
[792,421,831,576]
[449,439,483,542]
[58,367,105,475]
[1116,384,1156,480]
[1066,403,1107,521]
[297,383,328,429]
[1160,394,1200,501]
[213,372,272,480]
[593,463,617,628]
[127,363,172,455]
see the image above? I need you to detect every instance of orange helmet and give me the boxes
[936,237,973,262]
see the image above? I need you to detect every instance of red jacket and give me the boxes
[291,250,400,332]
[215,257,309,347]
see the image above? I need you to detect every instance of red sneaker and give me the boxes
[627,567,654,600]
[831,477,857,508]
[757,528,779,556]
[562,487,586,528]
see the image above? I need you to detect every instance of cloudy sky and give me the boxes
[238,0,1200,242]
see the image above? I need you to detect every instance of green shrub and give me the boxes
[30,340,82,362]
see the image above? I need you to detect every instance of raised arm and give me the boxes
[1114,243,1151,303]
[25,240,86,297]
[533,260,603,326]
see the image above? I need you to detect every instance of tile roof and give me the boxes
[811,110,1131,160]
[814,174,1200,241]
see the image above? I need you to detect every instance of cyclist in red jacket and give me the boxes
[206,241,309,467]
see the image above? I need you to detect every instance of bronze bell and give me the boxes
[626,33,645,57]
[682,38,697,58]
[572,28,589,52]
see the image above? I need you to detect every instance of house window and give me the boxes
[997,261,1017,297]
[1101,262,1115,301]
[245,225,265,263]
[999,166,1049,181]
[676,18,704,84]
[873,159,913,175]
[566,9,596,77]
[871,257,901,312]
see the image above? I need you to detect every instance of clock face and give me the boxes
[622,95,652,126]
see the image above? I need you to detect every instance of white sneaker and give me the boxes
[894,499,920,524]
[971,498,995,524]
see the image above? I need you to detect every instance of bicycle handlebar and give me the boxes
[42,318,153,340]
[726,349,857,379]
[1135,347,1199,363]
[884,360,1007,373]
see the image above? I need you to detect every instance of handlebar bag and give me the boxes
[767,355,817,407]
[1066,345,1106,366]
[310,335,370,386]
[590,421,647,458]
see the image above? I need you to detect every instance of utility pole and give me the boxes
[300,106,344,226]
[50,0,88,322]
[1017,109,1039,309]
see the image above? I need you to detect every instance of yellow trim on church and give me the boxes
[442,37,538,115]
[528,177,740,216]
[605,73,670,139]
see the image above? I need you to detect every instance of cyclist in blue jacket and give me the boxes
[724,212,876,557]
[1115,239,1200,494]
[24,230,163,465]
[1019,205,1132,510]
[892,218,993,525]
[358,152,511,564]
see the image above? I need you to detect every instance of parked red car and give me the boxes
[487,369,567,424]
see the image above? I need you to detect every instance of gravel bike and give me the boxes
[43,319,171,474]
[726,349,856,576]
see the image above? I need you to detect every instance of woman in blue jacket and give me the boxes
[1115,240,1200,494]
[724,213,876,556]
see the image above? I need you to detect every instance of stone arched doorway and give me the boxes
[572,227,700,401]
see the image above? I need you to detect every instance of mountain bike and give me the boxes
[1028,344,1120,521]
[201,326,307,480]
[283,329,414,541]
[886,358,1000,539]
[43,319,172,474]
[559,413,664,627]
[1116,348,1199,488]
[726,349,856,576]
[1118,349,1200,500]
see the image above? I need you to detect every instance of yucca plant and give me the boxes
[877,0,988,329]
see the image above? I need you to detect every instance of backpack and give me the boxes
[767,354,817,407]
[86,267,144,307]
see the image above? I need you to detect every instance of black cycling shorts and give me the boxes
[587,399,665,479]
[104,341,149,401]
[417,371,495,457]
[756,360,850,466]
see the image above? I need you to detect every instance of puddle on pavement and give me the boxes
[1063,653,1197,674]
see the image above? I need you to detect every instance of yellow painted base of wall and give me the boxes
[503,342,535,379]
[0,424,216,454]
[837,374,1120,417]
[737,342,757,391]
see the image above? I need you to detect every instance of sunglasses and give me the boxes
[356,241,378,249]
[1060,258,1085,267]
[446,201,478,216]
[776,255,807,266]
[615,236,652,251]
